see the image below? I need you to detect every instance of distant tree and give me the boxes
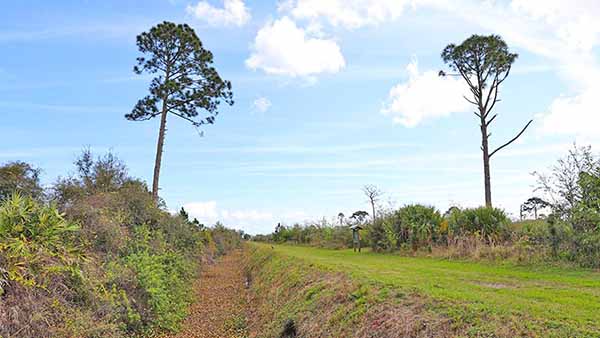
[53,150,132,207]
[441,34,532,207]
[521,197,550,219]
[127,21,234,201]
[275,222,284,234]
[191,218,203,229]
[534,144,600,225]
[337,212,345,226]
[350,210,369,224]
[444,206,461,218]
[179,207,190,221]
[0,162,43,201]
[362,185,383,222]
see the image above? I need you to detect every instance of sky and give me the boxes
[2,0,600,234]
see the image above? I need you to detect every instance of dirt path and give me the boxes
[163,250,249,338]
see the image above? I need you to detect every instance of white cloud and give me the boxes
[183,201,219,221]
[245,17,345,77]
[286,0,416,29]
[182,200,272,233]
[182,200,312,234]
[186,0,251,27]
[253,96,272,113]
[495,0,600,137]
[356,0,600,136]
[382,58,469,127]
[537,87,600,137]
[510,0,600,53]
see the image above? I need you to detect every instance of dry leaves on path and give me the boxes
[163,250,249,338]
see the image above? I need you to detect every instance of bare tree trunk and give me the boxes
[481,122,492,207]
[152,107,168,202]
[370,201,376,223]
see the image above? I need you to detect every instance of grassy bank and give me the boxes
[250,243,600,337]
[246,244,455,338]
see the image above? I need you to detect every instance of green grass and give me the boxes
[254,243,600,337]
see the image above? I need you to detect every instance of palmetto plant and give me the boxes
[0,193,83,289]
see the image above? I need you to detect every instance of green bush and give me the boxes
[123,250,191,331]
[395,205,443,250]
[0,194,90,338]
[369,216,397,252]
[0,193,83,289]
[447,207,509,241]
[571,231,600,268]
[511,219,550,244]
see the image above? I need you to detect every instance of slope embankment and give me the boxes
[245,244,456,338]
[244,243,600,338]
[164,243,600,338]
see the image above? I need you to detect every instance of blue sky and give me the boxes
[2,0,599,234]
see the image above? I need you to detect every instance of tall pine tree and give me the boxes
[127,22,233,201]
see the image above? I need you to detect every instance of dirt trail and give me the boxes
[163,250,249,338]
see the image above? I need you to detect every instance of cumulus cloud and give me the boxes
[253,96,272,113]
[497,0,600,137]
[186,0,250,27]
[382,58,469,127]
[245,17,345,77]
[364,0,600,136]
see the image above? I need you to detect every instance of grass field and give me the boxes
[256,243,600,337]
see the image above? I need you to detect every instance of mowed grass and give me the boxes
[256,243,600,337]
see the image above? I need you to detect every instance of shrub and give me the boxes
[447,207,509,241]
[395,204,443,251]
[572,231,600,268]
[0,193,83,289]
[511,219,550,244]
[369,216,397,252]
[0,194,86,337]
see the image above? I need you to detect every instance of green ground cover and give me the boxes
[254,243,600,337]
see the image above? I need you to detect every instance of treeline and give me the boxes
[0,151,243,338]
[256,145,600,268]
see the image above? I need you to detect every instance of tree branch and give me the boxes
[486,114,498,126]
[463,95,478,106]
[489,119,533,158]
[497,64,512,86]
[169,111,201,126]
[482,74,499,115]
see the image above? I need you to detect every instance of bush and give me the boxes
[0,194,86,337]
[511,219,549,245]
[395,204,443,251]
[0,194,82,289]
[368,205,443,252]
[572,231,600,268]
[369,216,397,252]
[104,220,241,333]
[447,207,509,241]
